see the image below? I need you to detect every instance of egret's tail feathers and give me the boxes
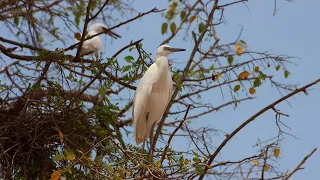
[135,136,146,145]
[134,115,148,144]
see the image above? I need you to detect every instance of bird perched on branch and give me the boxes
[74,23,121,60]
[133,44,185,145]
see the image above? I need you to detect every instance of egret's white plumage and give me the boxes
[75,23,121,59]
[133,44,185,144]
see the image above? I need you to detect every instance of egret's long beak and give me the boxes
[168,47,186,52]
[102,27,121,39]
[106,30,121,39]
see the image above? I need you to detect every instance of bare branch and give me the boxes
[199,78,320,179]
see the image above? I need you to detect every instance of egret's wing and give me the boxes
[145,70,173,138]
[75,34,93,56]
[166,71,173,107]
[133,64,158,144]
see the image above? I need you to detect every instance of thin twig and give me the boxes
[283,148,317,180]
[159,105,191,165]
[199,78,320,179]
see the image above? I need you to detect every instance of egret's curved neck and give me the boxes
[156,55,169,77]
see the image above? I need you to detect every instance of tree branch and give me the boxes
[283,148,317,180]
[199,78,320,179]
[74,0,93,60]
[152,0,221,152]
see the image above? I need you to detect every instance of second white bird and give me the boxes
[75,23,121,60]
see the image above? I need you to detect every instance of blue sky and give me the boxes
[120,1,320,179]
[1,0,319,179]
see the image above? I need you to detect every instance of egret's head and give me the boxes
[88,23,121,39]
[89,23,107,33]
[156,44,185,57]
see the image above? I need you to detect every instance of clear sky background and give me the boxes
[1,0,319,179]
[118,1,319,179]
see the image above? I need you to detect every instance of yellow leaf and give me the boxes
[213,72,221,81]
[186,160,193,166]
[263,165,269,172]
[124,169,131,175]
[50,170,61,180]
[249,87,256,95]
[156,160,161,168]
[254,66,260,72]
[235,43,241,49]
[106,165,114,173]
[74,32,81,41]
[65,148,75,161]
[205,164,212,169]
[235,43,243,55]
[253,160,259,166]
[238,71,251,79]
[189,16,197,23]
[274,148,280,158]
[58,130,63,144]
[236,47,243,55]
[168,5,176,12]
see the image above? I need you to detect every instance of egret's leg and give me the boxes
[145,112,150,151]
[94,51,99,61]
[149,121,156,161]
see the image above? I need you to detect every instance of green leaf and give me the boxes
[90,0,97,11]
[142,65,147,71]
[170,22,177,34]
[180,11,186,21]
[166,11,174,20]
[122,65,131,72]
[254,78,261,87]
[14,17,19,25]
[227,55,233,65]
[276,65,280,71]
[161,23,168,35]
[234,85,241,92]
[259,71,266,80]
[156,160,161,168]
[192,150,199,157]
[124,56,134,63]
[284,70,290,78]
[239,39,247,45]
[195,166,204,175]
[37,34,44,42]
[123,74,129,82]
[173,1,178,7]
[99,87,107,98]
[193,157,201,163]
[65,149,75,161]
[75,12,81,27]
[176,83,183,92]
[192,31,197,43]
[53,154,64,161]
[198,22,205,33]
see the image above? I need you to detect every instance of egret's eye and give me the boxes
[163,47,170,51]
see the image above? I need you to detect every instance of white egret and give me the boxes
[75,23,121,59]
[133,44,185,145]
